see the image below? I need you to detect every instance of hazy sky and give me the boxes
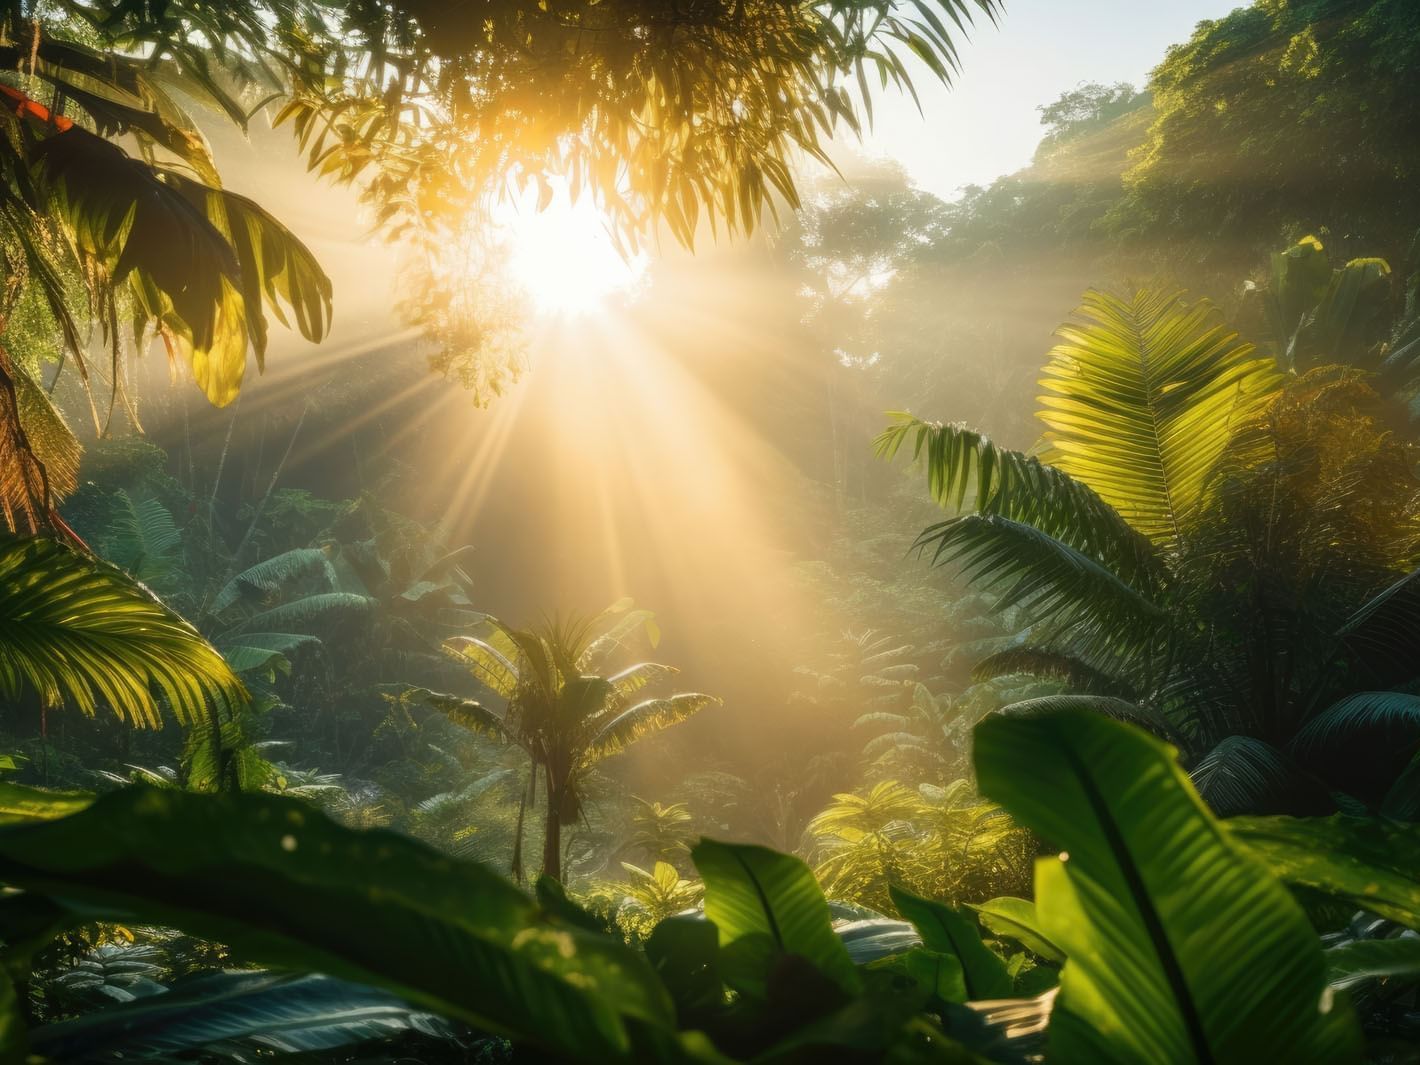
[859,0,1244,198]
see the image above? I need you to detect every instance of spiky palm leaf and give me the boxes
[0,537,244,727]
[1038,289,1281,551]
[1337,567,1420,686]
[876,414,1163,588]
[583,694,718,764]
[913,514,1165,662]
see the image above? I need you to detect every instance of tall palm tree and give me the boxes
[880,288,1420,816]
[411,602,718,881]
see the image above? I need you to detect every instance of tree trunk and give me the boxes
[542,795,562,882]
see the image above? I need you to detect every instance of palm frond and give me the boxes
[971,647,1133,698]
[1190,736,1334,818]
[167,174,333,362]
[914,515,1165,658]
[583,693,718,764]
[1290,691,1420,800]
[405,687,510,742]
[876,413,1163,588]
[1038,288,1281,551]
[999,694,1185,748]
[1337,567,1420,686]
[445,631,521,699]
[0,537,245,727]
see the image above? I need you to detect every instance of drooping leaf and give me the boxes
[1325,937,1420,992]
[584,693,719,764]
[0,537,245,727]
[1289,691,1420,801]
[1228,814,1420,931]
[968,898,1065,965]
[975,710,1361,1064]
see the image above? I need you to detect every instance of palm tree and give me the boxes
[411,602,718,881]
[880,287,1420,815]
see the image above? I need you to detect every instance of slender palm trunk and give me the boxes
[543,773,563,882]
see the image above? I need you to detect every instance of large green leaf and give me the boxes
[975,710,1361,1064]
[889,885,1012,1000]
[0,781,92,825]
[584,694,719,764]
[692,838,860,999]
[1037,288,1281,551]
[0,787,674,1062]
[1289,692,1420,801]
[967,898,1065,965]
[0,537,245,727]
[1228,815,1420,930]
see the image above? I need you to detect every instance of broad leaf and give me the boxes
[975,710,1361,1064]
[0,787,674,1062]
[968,898,1065,965]
[889,885,1012,1000]
[692,838,860,999]
[1228,814,1420,930]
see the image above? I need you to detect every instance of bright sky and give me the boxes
[859,0,1245,198]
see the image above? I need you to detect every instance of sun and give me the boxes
[499,190,646,317]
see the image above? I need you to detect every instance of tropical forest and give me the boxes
[0,0,1419,1061]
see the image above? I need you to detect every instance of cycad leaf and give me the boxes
[227,593,373,637]
[975,710,1361,1064]
[1038,289,1281,550]
[0,537,245,727]
[213,548,336,613]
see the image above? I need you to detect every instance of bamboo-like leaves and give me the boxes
[0,537,245,727]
